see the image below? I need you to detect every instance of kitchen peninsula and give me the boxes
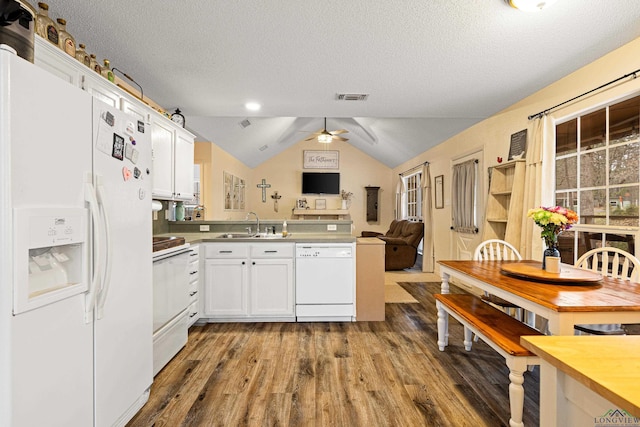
[154,218,385,326]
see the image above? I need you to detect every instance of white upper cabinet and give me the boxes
[173,129,195,201]
[121,95,151,125]
[150,112,195,201]
[34,37,82,87]
[83,72,121,108]
[151,117,175,199]
[32,36,195,202]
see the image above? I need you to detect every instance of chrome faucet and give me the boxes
[245,212,260,236]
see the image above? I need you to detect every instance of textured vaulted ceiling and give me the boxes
[42,0,640,167]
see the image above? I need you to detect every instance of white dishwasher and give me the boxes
[295,243,355,322]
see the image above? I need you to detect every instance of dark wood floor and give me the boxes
[128,282,540,426]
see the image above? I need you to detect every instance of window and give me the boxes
[555,95,640,261]
[403,172,422,220]
[451,159,478,234]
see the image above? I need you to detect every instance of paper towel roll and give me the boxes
[151,200,163,212]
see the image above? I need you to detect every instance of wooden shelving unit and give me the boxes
[483,159,526,250]
[292,209,350,220]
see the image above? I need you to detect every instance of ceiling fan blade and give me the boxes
[333,135,349,142]
[298,128,324,134]
[330,129,349,135]
[304,135,319,141]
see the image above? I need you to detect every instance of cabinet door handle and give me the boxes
[252,261,256,265]
[190,253,198,257]
[190,291,198,296]
[242,261,246,265]
[219,250,233,254]
[264,250,278,253]
[189,312,198,318]
[190,271,198,275]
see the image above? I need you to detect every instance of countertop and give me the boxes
[154,232,357,244]
[521,335,640,418]
[356,237,386,245]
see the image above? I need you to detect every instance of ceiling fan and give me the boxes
[304,117,349,143]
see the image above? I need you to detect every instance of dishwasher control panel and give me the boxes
[295,245,353,258]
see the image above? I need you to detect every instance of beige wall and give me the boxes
[195,139,394,235]
[195,36,640,245]
[251,140,394,234]
[195,142,252,221]
[394,36,640,267]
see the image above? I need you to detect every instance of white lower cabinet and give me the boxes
[203,242,294,321]
[250,259,294,316]
[204,258,249,316]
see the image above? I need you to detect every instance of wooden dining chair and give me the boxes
[573,247,640,335]
[473,240,529,324]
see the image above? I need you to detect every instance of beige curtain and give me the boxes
[451,159,477,234]
[421,163,434,272]
[395,175,405,220]
[519,115,550,259]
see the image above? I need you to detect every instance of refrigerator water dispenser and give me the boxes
[14,207,88,314]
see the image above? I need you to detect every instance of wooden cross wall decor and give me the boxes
[257,179,271,202]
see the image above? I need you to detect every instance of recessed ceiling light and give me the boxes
[245,102,261,111]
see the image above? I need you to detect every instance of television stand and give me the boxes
[292,209,350,220]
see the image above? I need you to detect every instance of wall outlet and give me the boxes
[327,224,337,231]
[200,225,210,232]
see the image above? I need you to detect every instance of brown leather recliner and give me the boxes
[362,220,424,271]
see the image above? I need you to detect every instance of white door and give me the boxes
[250,259,294,316]
[2,50,94,427]
[204,259,249,316]
[451,150,484,260]
[91,101,153,427]
[174,129,195,201]
[151,118,175,199]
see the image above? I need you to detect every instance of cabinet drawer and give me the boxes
[189,245,200,257]
[188,269,199,285]
[189,280,198,300]
[187,301,199,327]
[205,243,249,258]
[250,243,294,258]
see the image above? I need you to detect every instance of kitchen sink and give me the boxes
[216,233,289,239]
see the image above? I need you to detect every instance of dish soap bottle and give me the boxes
[282,219,288,237]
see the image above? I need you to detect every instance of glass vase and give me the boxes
[542,236,560,270]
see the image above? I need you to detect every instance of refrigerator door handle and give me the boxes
[95,176,113,320]
[84,180,101,323]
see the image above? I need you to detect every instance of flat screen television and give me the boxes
[302,172,340,194]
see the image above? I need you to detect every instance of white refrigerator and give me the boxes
[0,46,153,426]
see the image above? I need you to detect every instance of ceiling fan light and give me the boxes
[507,0,557,12]
[317,133,333,143]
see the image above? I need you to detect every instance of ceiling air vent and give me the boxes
[336,93,369,101]
[239,118,251,128]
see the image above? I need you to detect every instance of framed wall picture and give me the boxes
[303,150,339,169]
[296,198,308,209]
[435,175,444,209]
[315,199,326,210]
[224,171,233,210]
[223,171,245,211]
[508,129,527,160]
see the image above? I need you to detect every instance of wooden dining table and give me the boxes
[438,260,640,335]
